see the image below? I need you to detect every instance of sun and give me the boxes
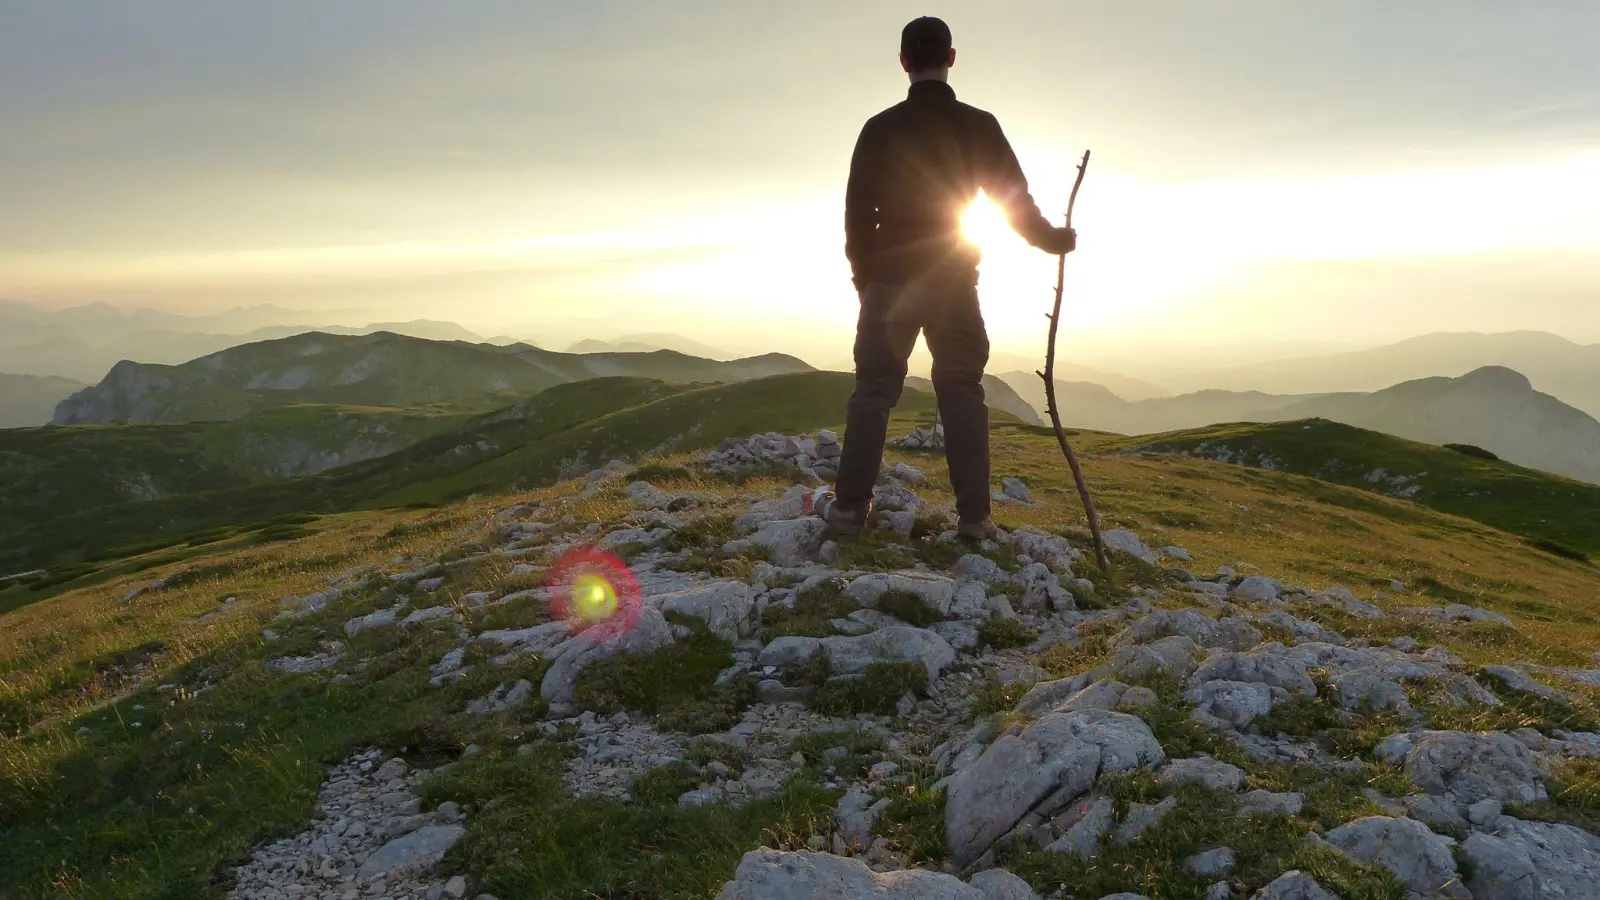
[961,192,1013,254]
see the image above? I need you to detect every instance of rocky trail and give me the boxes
[225,431,1600,900]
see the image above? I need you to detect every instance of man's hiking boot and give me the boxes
[810,487,869,538]
[956,518,1004,542]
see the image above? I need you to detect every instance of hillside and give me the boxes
[1279,366,1600,485]
[1120,418,1600,558]
[1003,367,1600,486]
[0,373,87,428]
[0,404,468,536]
[993,361,1172,402]
[567,333,732,359]
[51,331,813,425]
[1,372,930,575]
[2,413,1598,898]
[906,374,1044,426]
[998,373,1324,434]
[1172,331,1600,419]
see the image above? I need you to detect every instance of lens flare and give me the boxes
[549,547,640,639]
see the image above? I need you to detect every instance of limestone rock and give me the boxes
[714,849,982,900]
[657,581,757,641]
[539,606,677,706]
[821,627,957,680]
[845,571,958,616]
[746,518,829,567]
[1114,795,1177,844]
[1233,577,1283,603]
[1044,792,1115,857]
[1324,816,1462,897]
[944,708,1165,866]
[1187,680,1276,730]
[1373,731,1547,812]
[969,868,1041,900]
[1184,847,1237,879]
[1237,790,1305,817]
[356,825,465,879]
[1461,817,1600,900]
[1159,757,1247,792]
[1252,872,1339,900]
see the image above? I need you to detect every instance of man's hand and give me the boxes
[1047,226,1077,256]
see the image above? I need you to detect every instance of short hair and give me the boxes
[901,16,953,71]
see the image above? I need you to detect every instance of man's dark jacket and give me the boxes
[844,80,1068,288]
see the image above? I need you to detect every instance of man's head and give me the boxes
[900,16,955,82]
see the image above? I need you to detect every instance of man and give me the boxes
[815,16,1077,540]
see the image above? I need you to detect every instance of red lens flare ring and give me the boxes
[549,547,641,640]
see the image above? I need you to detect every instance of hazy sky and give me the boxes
[4,1,1599,362]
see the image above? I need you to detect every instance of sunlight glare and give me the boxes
[961,192,1014,254]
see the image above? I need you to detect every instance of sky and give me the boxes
[3,1,1599,365]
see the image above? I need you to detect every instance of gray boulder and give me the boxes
[945,708,1165,865]
[748,518,829,566]
[969,869,1041,900]
[1159,756,1247,792]
[1481,666,1571,705]
[1374,731,1547,811]
[1237,790,1305,817]
[821,627,957,680]
[715,849,982,900]
[539,607,677,706]
[1103,636,1201,682]
[1044,792,1115,857]
[956,553,1010,586]
[1103,529,1156,563]
[1188,644,1318,699]
[1114,795,1177,844]
[1253,872,1339,900]
[1324,816,1463,897]
[1184,847,1238,879]
[1233,576,1283,602]
[1329,670,1412,715]
[344,608,399,637]
[1461,817,1600,900]
[356,825,464,879]
[1187,680,1276,730]
[1016,562,1074,612]
[845,571,958,616]
[657,581,757,641]
[1465,816,1600,896]
[758,636,823,669]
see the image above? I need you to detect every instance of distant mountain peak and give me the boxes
[1457,365,1533,390]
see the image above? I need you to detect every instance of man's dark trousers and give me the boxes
[835,278,991,524]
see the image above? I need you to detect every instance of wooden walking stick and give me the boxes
[1037,149,1111,571]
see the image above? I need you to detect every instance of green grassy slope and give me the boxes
[54,331,817,426]
[53,332,565,424]
[1119,418,1600,558]
[3,417,1599,897]
[0,372,925,580]
[0,405,466,528]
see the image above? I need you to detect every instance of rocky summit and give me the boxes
[8,425,1600,900]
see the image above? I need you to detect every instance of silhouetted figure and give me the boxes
[816,16,1077,539]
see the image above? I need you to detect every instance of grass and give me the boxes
[1001,778,1409,900]
[760,577,857,641]
[875,589,945,628]
[1509,758,1600,833]
[4,397,1600,896]
[571,630,754,734]
[418,746,837,899]
[977,617,1039,650]
[810,663,929,718]
[1124,418,1600,557]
